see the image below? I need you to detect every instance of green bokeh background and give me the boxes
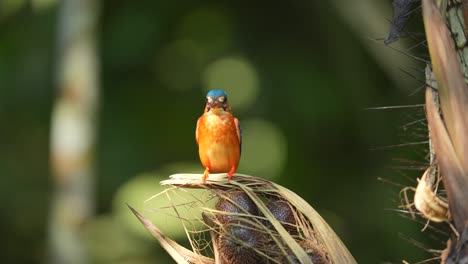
[0,1,446,263]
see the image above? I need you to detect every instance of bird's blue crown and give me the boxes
[206,89,227,98]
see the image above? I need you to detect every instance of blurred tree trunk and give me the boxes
[48,0,100,263]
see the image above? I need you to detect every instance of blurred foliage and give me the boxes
[0,0,446,263]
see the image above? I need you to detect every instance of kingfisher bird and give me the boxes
[196,89,241,182]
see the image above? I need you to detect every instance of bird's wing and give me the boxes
[195,117,200,145]
[234,117,242,153]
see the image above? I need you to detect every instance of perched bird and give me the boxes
[196,89,241,182]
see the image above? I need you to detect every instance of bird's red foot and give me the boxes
[202,167,210,182]
[227,166,237,182]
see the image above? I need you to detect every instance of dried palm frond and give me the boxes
[129,173,356,264]
[415,0,468,262]
[422,0,468,229]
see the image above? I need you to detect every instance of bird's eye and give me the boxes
[206,97,213,103]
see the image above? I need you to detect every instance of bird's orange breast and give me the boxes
[196,112,240,173]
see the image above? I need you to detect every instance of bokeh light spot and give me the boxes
[203,56,259,110]
[113,172,209,239]
[32,0,57,12]
[160,162,202,174]
[85,215,154,263]
[237,119,286,179]
[0,0,26,19]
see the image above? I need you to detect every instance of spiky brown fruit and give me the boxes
[215,190,260,224]
[218,219,271,264]
[266,198,299,235]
